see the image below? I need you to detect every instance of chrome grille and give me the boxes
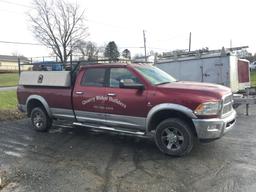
[222,94,233,116]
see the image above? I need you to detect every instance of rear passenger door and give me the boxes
[73,68,107,125]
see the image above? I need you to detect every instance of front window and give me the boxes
[135,66,176,85]
[109,68,141,88]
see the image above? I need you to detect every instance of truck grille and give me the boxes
[222,94,233,116]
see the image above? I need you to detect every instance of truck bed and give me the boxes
[17,85,73,112]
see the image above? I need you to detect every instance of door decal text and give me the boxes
[82,96,127,109]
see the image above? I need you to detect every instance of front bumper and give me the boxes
[192,109,236,139]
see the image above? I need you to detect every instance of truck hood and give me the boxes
[157,81,231,100]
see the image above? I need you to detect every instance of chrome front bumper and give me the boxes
[192,109,236,139]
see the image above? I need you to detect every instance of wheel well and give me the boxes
[27,99,46,117]
[148,110,197,137]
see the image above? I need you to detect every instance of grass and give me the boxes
[0,90,25,121]
[251,70,256,87]
[0,73,19,87]
[0,90,17,109]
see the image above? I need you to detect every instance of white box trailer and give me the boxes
[155,52,250,93]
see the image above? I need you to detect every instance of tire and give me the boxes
[154,118,194,156]
[31,107,52,132]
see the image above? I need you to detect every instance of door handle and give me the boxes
[107,93,116,97]
[75,91,84,95]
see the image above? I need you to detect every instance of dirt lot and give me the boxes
[0,105,256,192]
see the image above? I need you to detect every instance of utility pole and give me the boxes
[230,39,232,49]
[70,36,73,70]
[18,57,21,75]
[189,32,192,52]
[143,30,147,62]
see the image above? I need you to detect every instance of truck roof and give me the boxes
[80,63,151,69]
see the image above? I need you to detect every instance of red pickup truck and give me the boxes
[17,63,236,156]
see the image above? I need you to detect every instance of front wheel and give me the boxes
[31,107,52,132]
[154,118,194,156]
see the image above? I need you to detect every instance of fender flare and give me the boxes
[26,95,52,117]
[146,103,197,132]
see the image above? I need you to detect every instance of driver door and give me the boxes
[104,67,148,130]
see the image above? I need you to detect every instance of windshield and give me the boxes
[135,66,176,85]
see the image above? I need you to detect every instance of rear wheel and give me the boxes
[31,107,52,132]
[154,118,194,156]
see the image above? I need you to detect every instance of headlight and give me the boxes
[194,101,221,116]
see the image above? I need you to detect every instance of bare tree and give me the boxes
[75,40,99,61]
[28,0,88,67]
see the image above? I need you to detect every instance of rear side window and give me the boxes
[81,68,106,87]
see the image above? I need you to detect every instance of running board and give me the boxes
[73,122,146,136]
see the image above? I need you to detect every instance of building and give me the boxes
[132,55,155,64]
[0,55,31,72]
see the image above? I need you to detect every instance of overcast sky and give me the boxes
[0,0,255,59]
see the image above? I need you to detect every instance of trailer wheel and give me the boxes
[31,107,52,132]
[233,103,241,109]
[154,118,194,156]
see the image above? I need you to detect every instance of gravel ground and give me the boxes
[0,105,255,192]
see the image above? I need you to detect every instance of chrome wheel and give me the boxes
[155,118,194,156]
[31,107,52,132]
[161,127,184,151]
[33,111,44,129]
